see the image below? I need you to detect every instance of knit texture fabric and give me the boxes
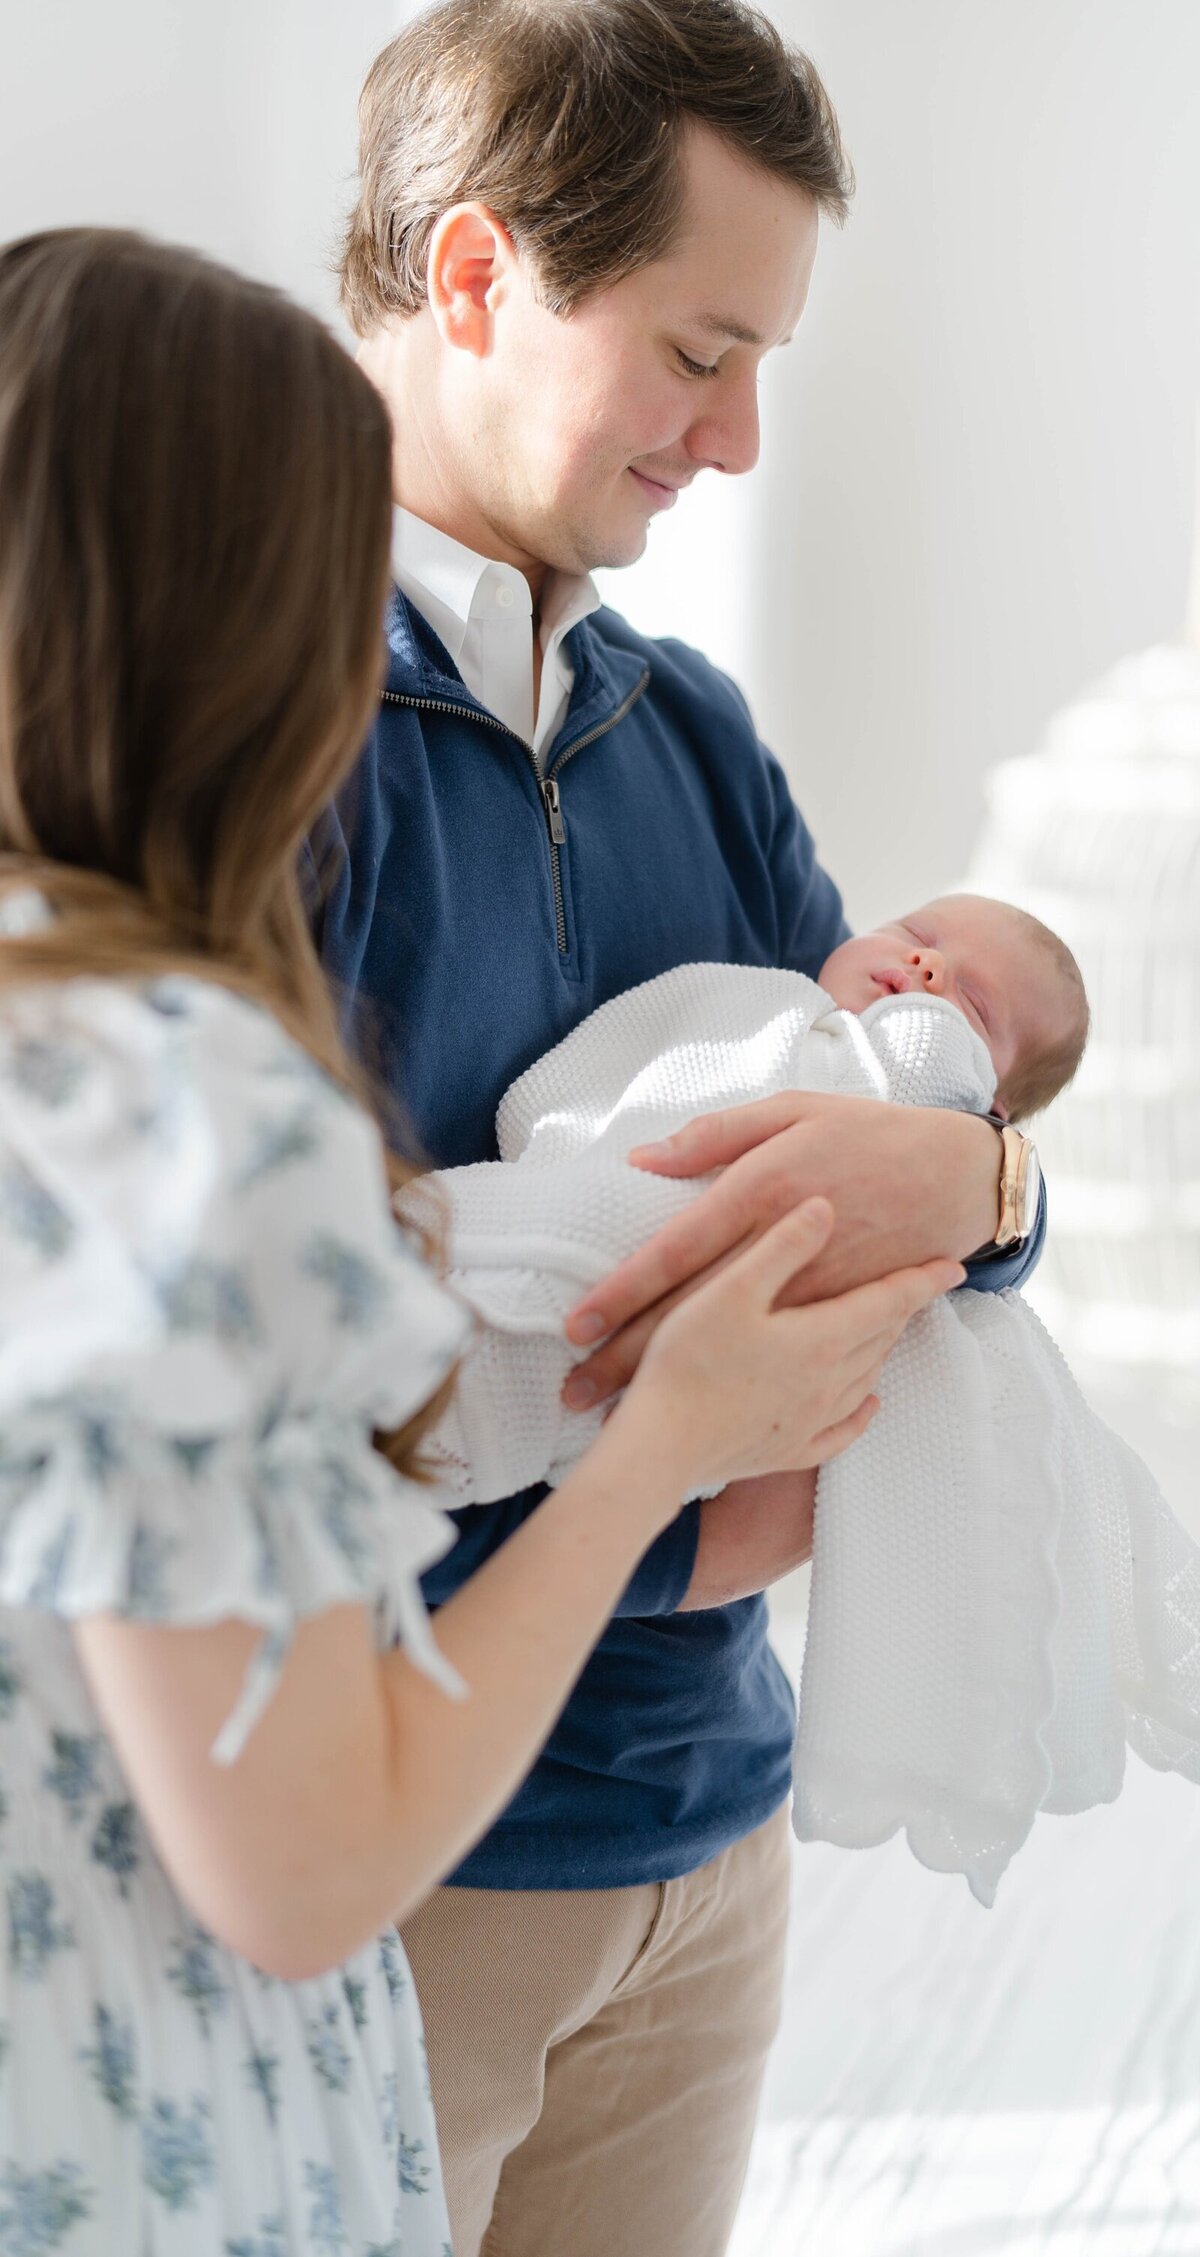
[419,963,1200,1900]
[428,969,990,1500]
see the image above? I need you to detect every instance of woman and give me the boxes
[0,229,957,2251]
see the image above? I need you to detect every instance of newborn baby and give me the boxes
[818,892,1085,1124]
[424,891,1086,1505]
[415,891,1200,1902]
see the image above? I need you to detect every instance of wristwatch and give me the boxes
[974,1116,1041,1257]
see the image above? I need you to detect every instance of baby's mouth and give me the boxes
[872,969,912,996]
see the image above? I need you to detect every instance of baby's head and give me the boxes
[820,893,1090,1122]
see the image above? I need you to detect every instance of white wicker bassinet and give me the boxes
[968,641,1200,1402]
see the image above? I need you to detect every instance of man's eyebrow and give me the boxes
[688,313,793,348]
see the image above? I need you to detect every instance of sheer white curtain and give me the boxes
[0,0,403,324]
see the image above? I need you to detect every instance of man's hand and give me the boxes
[679,1470,819,1611]
[563,1092,997,1407]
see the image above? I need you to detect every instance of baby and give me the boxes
[817,892,1089,1124]
[414,892,1200,1904]
[422,889,1089,1510]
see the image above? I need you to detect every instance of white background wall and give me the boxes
[6,2,1197,934]
[606,0,1200,929]
[0,0,398,328]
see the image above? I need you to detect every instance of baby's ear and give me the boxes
[991,1095,1010,1122]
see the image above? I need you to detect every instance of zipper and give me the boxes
[382,668,650,956]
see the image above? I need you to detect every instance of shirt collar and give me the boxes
[391,506,599,662]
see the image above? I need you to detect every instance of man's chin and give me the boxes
[576,517,651,574]
[528,504,650,579]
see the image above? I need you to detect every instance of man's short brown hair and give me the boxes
[340,0,853,335]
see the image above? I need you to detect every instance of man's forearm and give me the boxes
[678,1470,817,1611]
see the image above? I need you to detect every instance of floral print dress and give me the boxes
[0,917,469,2254]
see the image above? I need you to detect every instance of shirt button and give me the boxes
[495,584,514,609]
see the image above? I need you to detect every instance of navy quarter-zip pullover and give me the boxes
[318,588,1044,1888]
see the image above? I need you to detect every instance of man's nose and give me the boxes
[688,375,761,477]
[906,946,945,995]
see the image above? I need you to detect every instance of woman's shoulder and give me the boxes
[0,948,467,1427]
[0,951,420,1324]
[0,955,352,1170]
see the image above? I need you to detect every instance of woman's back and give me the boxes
[0,931,464,2251]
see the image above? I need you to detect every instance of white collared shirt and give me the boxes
[391,507,600,768]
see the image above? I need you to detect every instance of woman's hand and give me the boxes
[607,1194,963,1503]
[563,1094,997,1408]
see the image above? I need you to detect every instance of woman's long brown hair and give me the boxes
[0,228,451,1470]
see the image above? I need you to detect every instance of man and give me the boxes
[321,4,1045,2250]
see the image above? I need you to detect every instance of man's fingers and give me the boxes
[563,1305,660,1408]
[806,1394,880,1465]
[628,1095,814,1178]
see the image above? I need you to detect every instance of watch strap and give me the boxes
[967,1114,1034,1260]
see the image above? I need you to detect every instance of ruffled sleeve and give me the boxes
[0,969,470,1760]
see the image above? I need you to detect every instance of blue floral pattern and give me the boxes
[8,1874,75,1980]
[0,955,466,2250]
[89,1802,140,1897]
[42,1735,103,1826]
[244,2046,282,2126]
[78,2006,137,2122]
[305,2004,352,2095]
[0,1157,74,1261]
[0,2160,92,2253]
[140,2096,215,2213]
[165,1926,228,2035]
[225,2220,288,2257]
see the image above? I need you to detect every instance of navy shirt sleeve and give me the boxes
[421,1490,702,1620]
[617,1498,701,1613]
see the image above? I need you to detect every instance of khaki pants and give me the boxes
[400,1805,792,2257]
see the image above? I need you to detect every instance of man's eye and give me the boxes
[675,349,719,379]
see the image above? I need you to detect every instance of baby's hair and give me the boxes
[993,905,1090,1124]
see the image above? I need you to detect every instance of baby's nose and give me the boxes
[906,946,945,994]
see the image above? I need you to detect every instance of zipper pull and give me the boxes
[541,776,566,845]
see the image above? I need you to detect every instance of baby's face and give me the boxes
[819,894,1065,1103]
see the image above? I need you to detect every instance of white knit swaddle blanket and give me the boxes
[420,964,1200,1902]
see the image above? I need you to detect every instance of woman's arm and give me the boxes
[75,1419,678,1981]
[75,1204,959,1982]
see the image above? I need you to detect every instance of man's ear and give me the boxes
[426,203,518,359]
